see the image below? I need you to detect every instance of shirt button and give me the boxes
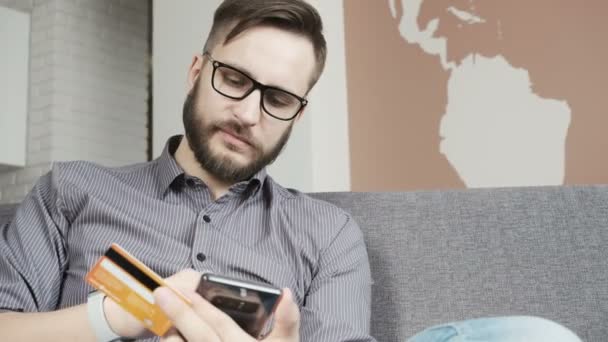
[196,253,206,262]
[203,215,211,223]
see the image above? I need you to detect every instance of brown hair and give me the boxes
[204,0,327,90]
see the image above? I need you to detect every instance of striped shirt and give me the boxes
[0,135,374,341]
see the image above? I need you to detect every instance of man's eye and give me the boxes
[226,75,247,87]
[267,94,293,107]
[266,96,287,107]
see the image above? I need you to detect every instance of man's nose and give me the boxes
[233,89,262,126]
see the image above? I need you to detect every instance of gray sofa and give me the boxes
[1,185,607,341]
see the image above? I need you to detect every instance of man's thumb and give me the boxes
[267,288,300,340]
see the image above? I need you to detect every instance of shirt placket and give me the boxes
[189,189,238,275]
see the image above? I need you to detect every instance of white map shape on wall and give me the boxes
[388,0,572,187]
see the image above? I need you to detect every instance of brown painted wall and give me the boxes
[344,1,608,191]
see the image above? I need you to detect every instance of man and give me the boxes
[0,1,583,341]
[0,1,371,341]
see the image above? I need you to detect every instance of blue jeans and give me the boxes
[407,316,582,342]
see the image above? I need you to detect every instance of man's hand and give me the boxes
[103,289,151,339]
[153,269,300,342]
[101,270,210,339]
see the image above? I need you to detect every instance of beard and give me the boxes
[182,79,293,184]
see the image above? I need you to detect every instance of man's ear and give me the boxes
[186,54,205,93]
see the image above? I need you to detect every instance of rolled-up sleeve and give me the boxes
[300,215,376,342]
[0,170,68,312]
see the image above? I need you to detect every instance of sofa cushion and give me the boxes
[311,186,608,342]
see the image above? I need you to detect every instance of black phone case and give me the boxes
[196,273,282,338]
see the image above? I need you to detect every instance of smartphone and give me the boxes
[196,273,283,338]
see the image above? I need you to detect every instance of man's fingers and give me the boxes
[184,290,253,341]
[164,269,202,293]
[160,328,185,342]
[161,336,185,342]
[267,288,300,339]
[154,287,221,342]
[157,272,299,341]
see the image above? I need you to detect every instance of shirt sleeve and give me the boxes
[299,215,377,342]
[0,170,69,312]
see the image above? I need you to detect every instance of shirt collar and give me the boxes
[156,135,186,194]
[228,168,266,197]
[156,135,267,199]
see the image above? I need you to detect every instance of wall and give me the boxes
[152,0,350,192]
[0,6,29,169]
[344,1,608,191]
[0,0,149,204]
[4,1,602,201]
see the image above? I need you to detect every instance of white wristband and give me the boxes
[87,291,123,342]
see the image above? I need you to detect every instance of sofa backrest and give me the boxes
[311,186,608,342]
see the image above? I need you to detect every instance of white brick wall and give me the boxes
[0,0,149,204]
[0,0,33,13]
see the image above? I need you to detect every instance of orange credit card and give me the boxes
[85,243,190,336]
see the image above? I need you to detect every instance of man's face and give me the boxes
[183,26,316,183]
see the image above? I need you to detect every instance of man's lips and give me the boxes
[218,128,252,147]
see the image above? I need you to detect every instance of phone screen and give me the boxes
[196,273,282,338]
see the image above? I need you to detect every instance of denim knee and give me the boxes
[406,316,581,342]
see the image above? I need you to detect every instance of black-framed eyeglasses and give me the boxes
[203,52,308,121]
